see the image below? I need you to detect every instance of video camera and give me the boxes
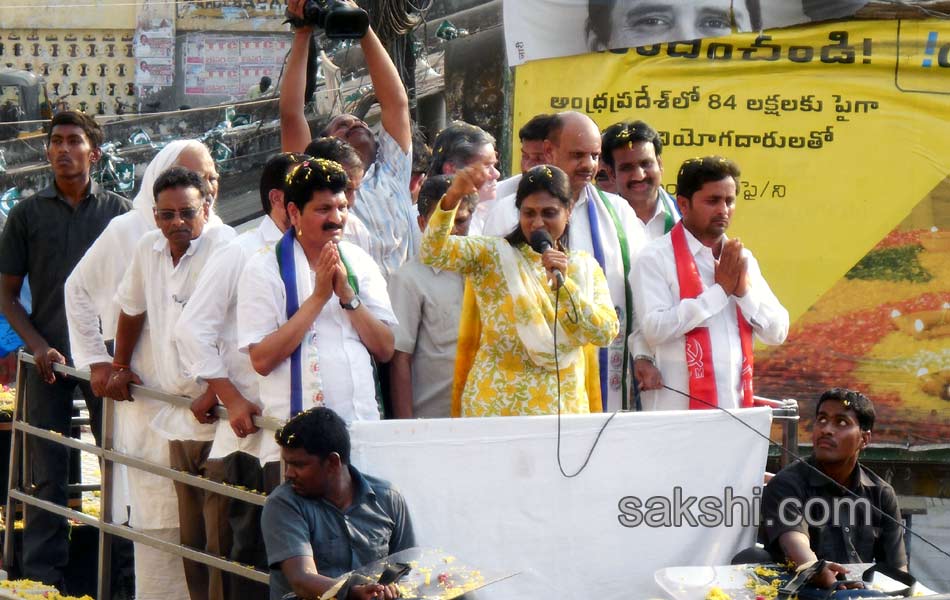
[285,0,369,39]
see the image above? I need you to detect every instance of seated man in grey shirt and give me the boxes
[262,407,415,600]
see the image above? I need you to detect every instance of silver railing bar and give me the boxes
[18,354,283,431]
[8,491,270,584]
[15,421,267,507]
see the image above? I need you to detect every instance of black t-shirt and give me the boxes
[758,457,907,570]
[0,181,130,355]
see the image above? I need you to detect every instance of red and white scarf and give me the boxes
[670,222,754,409]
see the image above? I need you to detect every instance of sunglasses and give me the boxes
[154,206,203,222]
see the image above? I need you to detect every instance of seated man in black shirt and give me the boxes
[759,388,907,588]
[262,408,414,600]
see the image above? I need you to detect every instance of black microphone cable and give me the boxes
[552,273,619,478]
[544,269,950,561]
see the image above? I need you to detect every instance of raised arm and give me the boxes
[420,167,492,274]
[360,25,411,152]
[280,22,315,153]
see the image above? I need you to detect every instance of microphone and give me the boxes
[529,229,564,287]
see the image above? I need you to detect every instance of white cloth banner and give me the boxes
[351,408,772,599]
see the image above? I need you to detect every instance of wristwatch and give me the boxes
[340,295,362,311]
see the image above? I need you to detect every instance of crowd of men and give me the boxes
[0,6,911,599]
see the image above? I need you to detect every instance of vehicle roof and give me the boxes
[0,69,42,87]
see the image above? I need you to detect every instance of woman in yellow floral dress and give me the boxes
[420,164,619,416]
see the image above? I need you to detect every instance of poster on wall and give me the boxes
[183,33,290,97]
[512,19,950,446]
[135,1,175,89]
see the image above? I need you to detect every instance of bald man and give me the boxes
[482,112,647,412]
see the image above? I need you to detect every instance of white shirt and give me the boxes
[116,226,236,440]
[640,188,680,241]
[65,210,152,371]
[237,240,397,466]
[482,184,648,412]
[481,192,519,238]
[65,200,224,371]
[468,197,496,237]
[631,226,789,411]
[351,127,419,280]
[494,173,522,203]
[174,216,283,460]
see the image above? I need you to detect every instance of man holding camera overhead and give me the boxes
[281,0,418,280]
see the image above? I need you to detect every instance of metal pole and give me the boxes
[96,395,115,600]
[783,399,800,468]
[2,352,26,568]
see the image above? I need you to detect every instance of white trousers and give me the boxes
[133,528,190,600]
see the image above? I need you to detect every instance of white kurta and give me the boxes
[64,139,224,527]
[480,183,647,412]
[631,226,789,411]
[493,173,522,205]
[117,226,235,440]
[174,216,283,461]
[237,239,397,466]
[640,188,681,241]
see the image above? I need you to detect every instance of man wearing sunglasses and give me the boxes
[106,167,235,600]
[65,140,227,600]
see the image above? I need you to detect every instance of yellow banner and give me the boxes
[514,20,950,445]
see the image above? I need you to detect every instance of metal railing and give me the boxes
[753,395,801,468]
[2,351,284,600]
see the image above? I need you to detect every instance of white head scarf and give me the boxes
[132,139,220,229]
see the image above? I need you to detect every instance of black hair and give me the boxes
[519,113,554,142]
[412,128,433,175]
[284,158,349,210]
[48,110,104,148]
[545,113,568,146]
[260,75,272,93]
[152,166,209,201]
[600,120,662,170]
[676,156,740,202]
[585,1,613,51]
[747,0,762,31]
[427,121,496,177]
[259,152,310,215]
[304,137,363,173]
[817,388,875,432]
[275,407,351,464]
[504,165,572,248]
[417,175,477,220]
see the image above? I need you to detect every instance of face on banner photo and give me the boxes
[587,0,751,51]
